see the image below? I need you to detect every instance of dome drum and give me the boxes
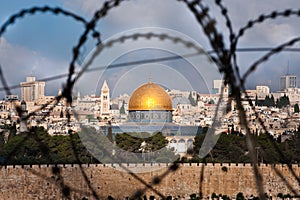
[128,110,172,123]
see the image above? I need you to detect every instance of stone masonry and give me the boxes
[0,163,299,199]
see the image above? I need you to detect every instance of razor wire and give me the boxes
[0,0,299,199]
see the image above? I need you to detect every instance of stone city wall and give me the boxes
[0,163,299,199]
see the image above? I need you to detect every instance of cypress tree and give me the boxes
[119,100,125,114]
[294,103,299,113]
[188,92,197,106]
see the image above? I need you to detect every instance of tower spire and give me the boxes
[148,72,152,83]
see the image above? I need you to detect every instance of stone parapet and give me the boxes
[0,163,299,199]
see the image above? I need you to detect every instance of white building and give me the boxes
[280,74,297,91]
[213,79,229,95]
[168,89,197,102]
[20,76,45,102]
[256,85,270,100]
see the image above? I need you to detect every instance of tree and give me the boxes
[277,193,283,199]
[276,94,290,108]
[0,127,96,165]
[208,99,215,104]
[211,193,218,200]
[286,95,290,106]
[8,123,17,142]
[276,98,280,107]
[294,103,299,113]
[60,109,64,118]
[236,192,245,200]
[255,95,258,106]
[107,121,113,143]
[0,132,5,152]
[262,95,275,107]
[119,100,126,114]
[270,95,275,107]
[188,92,197,106]
[264,95,270,106]
[115,133,143,153]
[115,132,168,153]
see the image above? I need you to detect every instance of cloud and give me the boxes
[0,37,69,96]
[62,0,102,17]
[2,0,300,97]
[61,0,300,93]
[262,23,296,44]
[60,0,210,46]
[61,0,300,47]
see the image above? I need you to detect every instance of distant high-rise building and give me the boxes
[256,85,270,94]
[212,80,229,95]
[100,80,110,116]
[256,85,270,100]
[280,74,297,91]
[5,94,19,101]
[20,76,45,102]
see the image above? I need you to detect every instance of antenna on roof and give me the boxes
[268,80,272,91]
[148,72,152,83]
[287,61,290,75]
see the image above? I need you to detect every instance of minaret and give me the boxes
[100,80,110,117]
[77,91,81,100]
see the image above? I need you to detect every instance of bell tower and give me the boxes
[100,80,110,117]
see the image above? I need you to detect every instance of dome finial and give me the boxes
[148,72,152,83]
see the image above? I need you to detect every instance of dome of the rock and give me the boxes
[128,82,172,111]
[128,82,172,123]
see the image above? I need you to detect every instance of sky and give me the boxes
[0,0,300,98]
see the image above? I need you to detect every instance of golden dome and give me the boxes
[128,82,172,111]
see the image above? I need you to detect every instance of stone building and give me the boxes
[280,74,297,91]
[20,76,45,102]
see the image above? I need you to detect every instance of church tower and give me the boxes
[100,80,110,117]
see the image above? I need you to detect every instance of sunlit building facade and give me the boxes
[20,76,45,102]
[280,74,297,91]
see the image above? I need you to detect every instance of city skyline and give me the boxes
[1,1,300,98]
[9,71,299,100]
[0,1,299,199]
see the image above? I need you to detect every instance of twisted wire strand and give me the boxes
[242,37,300,83]
[73,32,205,84]
[70,31,206,198]
[0,0,299,198]
[182,1,267,198]
[64,0,126,104]
[238,85,300,196]
[1,47,300,92]
[213,0,243,106]
[235,9,300,44]
[239,39,300,192]
[0,6,100,114]
[0,3,118,147]
[214,0,234,43]
[15,31,205,122]
[0,6,97,37]
[232,9,300,94]
[15,29,205,198]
